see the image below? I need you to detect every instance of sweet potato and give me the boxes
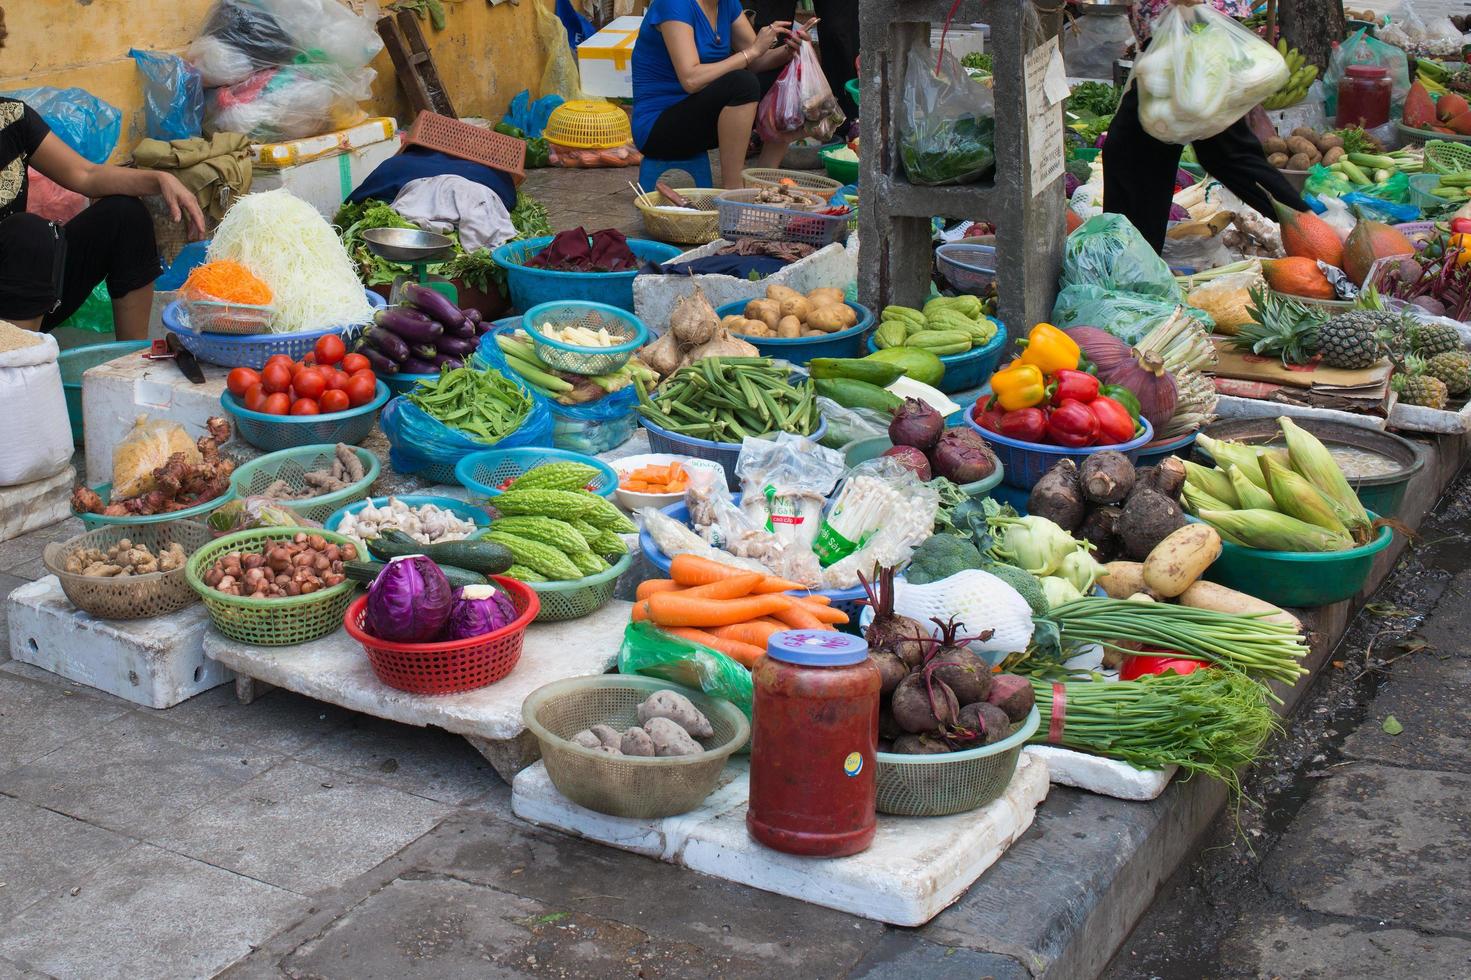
[637,690,714,737]
[589,724,622,749]
[985,673,1035,723]
[1028,459,1085,532]
[1142,523,1221,597]
[1178,580,1300,629]
[619,727,656,756]
[644,716,704,756]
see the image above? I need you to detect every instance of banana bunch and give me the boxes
[873,297,997,356]
[1263,40,1318,110]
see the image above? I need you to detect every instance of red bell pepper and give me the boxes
[973,397,1006,434]
[1120,647,1211,680]
[998,407,1048,443]
[1087,395,1136,445]
[1046,399,1099,447]
[1450,217,1471,235]
[1050,368,1100,406]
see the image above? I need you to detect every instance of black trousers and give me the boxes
[0,196,160,330]
[1103,85,1307,254]
[748,0,859,124]
[642,69,776,158]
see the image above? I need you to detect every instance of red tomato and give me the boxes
[263,354,294,373]
[319,389,351,414]
[293,368,327,401]
[325,368,350,391]
[289,360,308,379]
[349,368,377,384]
[289,398,320,415]
[344,373,377,407]
[262,392,291,415]
[314,334,347,366]
[341,353,370,375]
[243,383,269,413]
[226,367,260,398]
[261,362,292,394]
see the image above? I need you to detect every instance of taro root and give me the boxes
[1028,459,1085,532]
[1080,451,1136,505]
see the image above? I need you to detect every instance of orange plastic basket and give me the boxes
[405,111,527,185]
[543,100,633,149]
[343,578,539,696]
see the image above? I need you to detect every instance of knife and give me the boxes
[165,333,206,384]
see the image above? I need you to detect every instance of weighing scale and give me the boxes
[361,227,460,306]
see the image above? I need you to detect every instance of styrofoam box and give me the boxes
[577,16,641,99]
[82,351,230,488]
[250,118,401,219]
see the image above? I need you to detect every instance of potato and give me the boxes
[776,314,802,338]
[801,328,825,336]
[779,294,814,322]
[806,287,846,307]
[1268,152,1291,169]
[1262,136,1289,157]
[1286,152,1313,171]
[1099,560,1150,599]
[806,302,858,332]
[744,298,780,329]
[1178,580,1300,630]
[743,318,773,336]
[1141,524,1221,598]
[1317,133,1343,150]
[765,283,804,307]
[1323,145,1346,165]
[1285,135,1317,158]
[1291,127,1318,140]
[720,314,747,332]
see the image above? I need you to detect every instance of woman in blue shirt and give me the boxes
[632,0,803,188]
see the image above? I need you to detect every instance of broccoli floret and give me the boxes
[982,562,1049,616]
[904,535,985,585]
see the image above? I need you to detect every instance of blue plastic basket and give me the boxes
[522,301,649,375]
[324,494,492,537]
[454,447,619,502]
[640,416,828,486]
[713,300,872,366]
[492,236,683,313]
[964,413,1154,491]
[160,289,386,369]
[638,498,867,619]
[1133,429,1198,469]
[59,341,150,446]
[220,381,390,452]
[866,319,1007,394]
[382,371,438,397]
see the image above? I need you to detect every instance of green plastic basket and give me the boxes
[845,78,859,105]
[875,706,1040,816]
[58,341,150,446]
[842,435,1004,498]
[76,483,237,530]
[185,527,362,646]
[229,445,381,524]
[1194,515,1394,608]
[524,551,631,622]
[1425,139,1471,175]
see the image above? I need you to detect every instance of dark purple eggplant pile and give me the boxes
[359,283,494,376]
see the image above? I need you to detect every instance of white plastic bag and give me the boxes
[187,0,382,87]
[204,64,374,142]
[758,41,844,144]
[1132,4,1288,144]
[0,328,71,487]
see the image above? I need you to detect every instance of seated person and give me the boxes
[0,9,204,341]
[632,0,805,188]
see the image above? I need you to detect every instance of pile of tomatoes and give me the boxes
[225,335,379,417]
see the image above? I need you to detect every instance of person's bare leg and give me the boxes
[755,133,797,168]
[110,284,153,342]
[718,102,759,188]
[8,316,42,331]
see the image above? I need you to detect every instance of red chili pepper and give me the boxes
[1050,368,1100,406]
[973,397,1006,434]
[998,406,1048,443]
[1046,398,1100,447]
[1087,395,1136,445]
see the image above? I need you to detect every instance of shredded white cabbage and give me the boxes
[207,189,373,333]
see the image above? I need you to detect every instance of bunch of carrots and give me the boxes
[633,554,848,668]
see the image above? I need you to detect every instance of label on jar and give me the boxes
[843,751,863,777]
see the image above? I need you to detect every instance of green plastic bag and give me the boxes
[1051,283,1215,345]
[1306,165,1412,205]
[1062,214,1181,300]
[55,282,114,334]
[616,622,753,717]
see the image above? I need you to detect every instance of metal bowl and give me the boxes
[361,227,455,263]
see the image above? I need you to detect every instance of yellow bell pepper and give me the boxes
[1452,232,1471,267]
[990,361,1048,411]
[1017,323,1081,375]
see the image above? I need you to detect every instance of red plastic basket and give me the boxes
[405,111,526,185]
[343,578,539,696]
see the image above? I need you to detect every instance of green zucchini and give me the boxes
[808,357,904,386]
[344,560,489,590]
[365,529,514,575]
[813,377,903,414]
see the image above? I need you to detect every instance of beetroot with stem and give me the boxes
[949,701,1012,748]
[882,445,932,480]
[925,616,994,705]
[889,398,944,451]
[858,564,930,667]
[931,427,997,485]
[986,674,1036,723]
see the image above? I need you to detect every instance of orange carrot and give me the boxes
[669,554,803,591]
[795,593,832,605]
[647,591,793,628]
[635,579,680,600]
[711,619,785,648]
[678,572,763,600]
[793,600,848,625]
[663,627,764,667]
[770,602,827,630]
[632,600,651,622]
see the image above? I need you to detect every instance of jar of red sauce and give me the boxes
[747,630,880,858]
[1337,65,1391,129]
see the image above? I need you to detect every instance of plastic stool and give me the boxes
[639,153,713,189]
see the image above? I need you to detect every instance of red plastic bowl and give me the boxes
[343,578,539,695]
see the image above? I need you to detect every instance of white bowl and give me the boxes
[612,452,715,511]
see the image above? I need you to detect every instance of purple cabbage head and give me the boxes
[366,555,454,643]
[444,584,518,640]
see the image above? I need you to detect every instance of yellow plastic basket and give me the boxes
[544,100,633,149]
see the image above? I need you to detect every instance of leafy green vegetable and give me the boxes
[1068,81,1121,117]
[509,192,552,239]
[900,114,996,186]
[1330,126,1378,155]
[960,51,992,73]
[525,137,551,169]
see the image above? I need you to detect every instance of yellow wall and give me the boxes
[0,0,550,159]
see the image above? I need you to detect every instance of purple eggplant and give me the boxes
[399,356,439,375]
[402,282,471,329]
[357,346,399,375]
[463,308,483,326]
[444,318,476,340]
[432,353,465,369]
[411,343,439,361]
[435,334,479,357]
[474,318,495,336]
[366,325,411,362]
[376,306,444,344]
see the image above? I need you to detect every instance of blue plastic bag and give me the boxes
[1,87,121,164]
[550,386,638,454]
[129,50,204,141]
[503,89,564,140]
[1341,192,1420,225]
[380,343,553,476]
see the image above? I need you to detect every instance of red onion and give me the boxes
[931,428,997,485]
[882,445,932,480]
[1065,326,1177,430]
[889,398,944,451]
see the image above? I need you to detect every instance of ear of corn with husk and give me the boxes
[1277,417,1372,541]
[1181,482,1234,516]
[1196,509,1354,553]
[1260,453,1350,534]
[1228,464,1277,512]
[1197,434,1266,488]
[1185,460,1239,508]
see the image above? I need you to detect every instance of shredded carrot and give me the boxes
[181,260,273,305]
[664,627,764,667]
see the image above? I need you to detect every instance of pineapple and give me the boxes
[1316,310,1396,368]
[1391,356,1450,409]
[1407,320,1462,357]
[1424,350,1471,395]
[1234,287,1325,366]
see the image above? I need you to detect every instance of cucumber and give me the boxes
[808,357,904,386]
[814,378,903,413]
[344,560,489,590]
[365,529,514,575]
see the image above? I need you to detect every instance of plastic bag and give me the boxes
[1052,283,1215,344]
[756,57,804,144]
[549,387,638,454]
[735,433,844,551]
[2,87,120,164]
[187,0,382,87]
[1324,28,1411,119]
[380,344,553,476]
[0,330,70,488]
[815,396,887,449]
[52,283,115,335]
[617,622,753,718]
[633,506,773,577]
[1132,4,1288,145]
[534,0,584,101]
[130,50,204,141]
[757,41,844,145]
[1185,269,1265,332]
[503,89,564,140]
[206,496,316,536]
[816,459,938,588]
[111,416,201,500]
[1062,214,1181,299]
[25,168,86,224]
[1341,190,1420,225]
[204,64,374,142]
[683,465,823,587]
[899,40,996,186]
[1062,12,1134,81]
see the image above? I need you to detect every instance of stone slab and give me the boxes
[0,467,74,545]
[1023,745,1176,801]
[7,577,231,709]
[1216,910,1471,980]
[203,599,632,779]
[510,754,1050,928]
[0,794,132,921]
